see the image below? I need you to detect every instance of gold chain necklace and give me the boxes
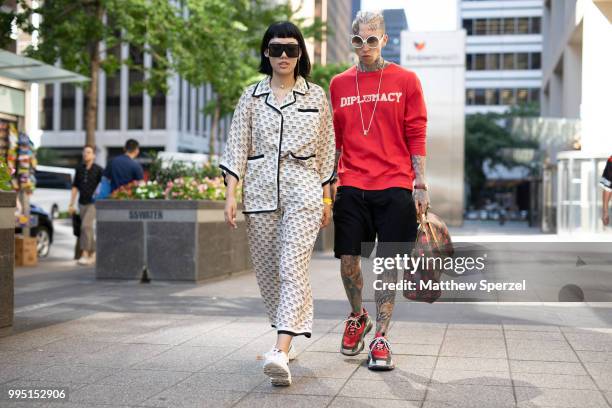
[355,63,384,136]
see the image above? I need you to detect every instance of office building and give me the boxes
[381,9,408,64]
[461,0,543,114]
[539,0,612,234]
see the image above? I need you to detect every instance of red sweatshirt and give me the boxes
[329,63,427,190]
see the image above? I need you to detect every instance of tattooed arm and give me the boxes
[411,155,430,215]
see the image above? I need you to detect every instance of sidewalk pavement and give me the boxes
[2,229,612,407]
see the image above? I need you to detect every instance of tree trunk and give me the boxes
[85,3,104,147]
[209,99,221,159]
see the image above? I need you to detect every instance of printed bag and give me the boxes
[403,211,454,303]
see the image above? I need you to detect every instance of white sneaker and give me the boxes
[263,348,291,386]
[272,344,297,361]
[77,257,89,265]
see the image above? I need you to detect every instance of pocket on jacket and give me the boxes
[247,154,264,161]
[289,152,316,160]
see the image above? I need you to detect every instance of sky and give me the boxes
[360,0,459,32]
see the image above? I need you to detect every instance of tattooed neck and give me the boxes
[358,57,386,72]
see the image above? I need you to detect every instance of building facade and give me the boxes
[461,0,543,114]
[540,0,612,234]
[39,66,227,166]
[326,0,353,64]
[381,9,408,64]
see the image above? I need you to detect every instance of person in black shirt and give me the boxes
[601,156,612,226]
[69,145,103,265]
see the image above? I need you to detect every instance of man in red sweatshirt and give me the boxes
[329,10,429,371]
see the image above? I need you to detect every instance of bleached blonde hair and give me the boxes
[352,10,386,34]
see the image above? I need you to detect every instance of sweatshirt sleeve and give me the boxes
[219,87,252,183]
[404,73,427,157]
[317,93,336,186]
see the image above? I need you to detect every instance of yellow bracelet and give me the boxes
[322,197,333,205]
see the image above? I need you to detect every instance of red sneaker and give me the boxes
[367,332,395,371]
[340,308,373,356]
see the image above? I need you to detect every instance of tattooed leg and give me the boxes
[375,265,398,336]
[340,255,363,314]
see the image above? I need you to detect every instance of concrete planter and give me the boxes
[95,200,251,282]
[0,191,16,336]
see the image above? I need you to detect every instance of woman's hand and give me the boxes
[321,203,332,228]
[225,195,238,229]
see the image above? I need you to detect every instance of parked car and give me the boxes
[15,203,54,258]
[31,165,75,219]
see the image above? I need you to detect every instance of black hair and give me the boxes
[83,144,96,153]
[124,139,139,153]
[259,21,311,79]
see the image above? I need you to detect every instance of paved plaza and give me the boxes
[1,221,612,407]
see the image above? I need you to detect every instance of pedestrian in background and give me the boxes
[220,21,335,386]
[601,155,612,226]
[69,145,103,265]
[103,139,144,191]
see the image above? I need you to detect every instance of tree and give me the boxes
[465,112,535,206]
[173,0,326,157]
[310,62,352,96]
[14,0,180,147]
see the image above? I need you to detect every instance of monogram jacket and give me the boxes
[220,76,336,214]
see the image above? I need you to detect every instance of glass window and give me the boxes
[151,92,166,129]
[474,54,486,70]
[485,89,499,105]
[178,79,183,131]
[474,19,487,35]
[516,53,529,70]
[82,93,88,132]
[517,17,529,34]
[60,83,75,130]
[503,18,516,35]
[128,46,144,130]
[475,89,486,105]
[186,84,191,133]
[463,19,473,35]
[502,53,515,70]
[531,52,541,69]
[105,45,121,130]
[500,89,515,105]
[466,89,476,105]
[486,53,500,70]
[195,87,200,134]
[41,84,54,130]
[530,17,541,34]
[488,18,501,35]
[530,88,540,103]
[466,54,473,70]
[517,89,529,104]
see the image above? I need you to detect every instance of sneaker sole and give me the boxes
[340,318,373,356]
[367,359,395,371]
[263,361,292,386]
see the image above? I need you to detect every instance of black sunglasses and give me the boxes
[268,43,300,58]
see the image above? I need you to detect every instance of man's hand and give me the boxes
[68,204,76,215]
[224,195,238,229]
[413,188,430,216]
[331,182,337,202]
[603,213,610,226]
[321,204,332,228]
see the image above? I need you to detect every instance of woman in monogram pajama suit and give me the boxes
[220,22,335,386]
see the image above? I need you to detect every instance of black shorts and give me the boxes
[333,186,418,259]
